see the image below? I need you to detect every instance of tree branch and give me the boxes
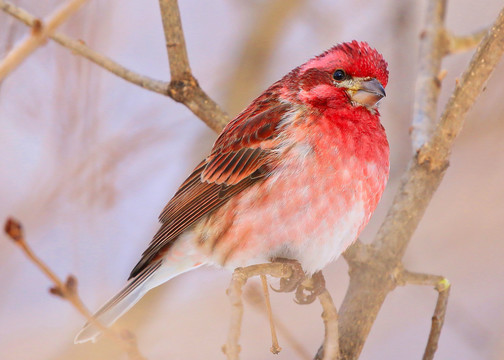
[244,283,312,360]
[158,0,191,79]
[0,0,89,82]
[396,270,451,360]
[410,0,448,151]
[417,8,504,170]
[0,0,229,132]
[225,262,339,360]
[157,0,229,132]
[260,274,282,354]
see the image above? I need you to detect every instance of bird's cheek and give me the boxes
[298,84,339,105]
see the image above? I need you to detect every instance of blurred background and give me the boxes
[1,0,503,359]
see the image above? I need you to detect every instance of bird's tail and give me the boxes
[74,257,201,344]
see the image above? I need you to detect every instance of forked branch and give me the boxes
[396,270,451,360]
[0,0,89,81]
[0,0,229,132]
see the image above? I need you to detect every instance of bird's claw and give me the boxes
[294,271,325,305]
[269,258,305,293]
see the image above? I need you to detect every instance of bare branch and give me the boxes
[397,271,451,360]
[157,0,229,132]
[417,8,504,170]
[260,274,282,354]
[158,0,191,79]
[225,262,339,360]
[3,218,147,360]
[244,283,312,360]
[410,0,448,151]
[0,0,89,81]
[317,289,340,360]
[307,272,340,360]
[423,279,451,360]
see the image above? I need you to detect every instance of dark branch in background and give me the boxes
[3,218,146,360]
[224,0,306,115]
[337,1,504,359]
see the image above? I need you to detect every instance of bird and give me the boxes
[75,40,389,343]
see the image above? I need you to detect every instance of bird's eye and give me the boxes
[332,69,347,81]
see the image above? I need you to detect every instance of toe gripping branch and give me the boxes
[270,259,326,305]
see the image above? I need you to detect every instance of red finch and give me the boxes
[75,40,389,343]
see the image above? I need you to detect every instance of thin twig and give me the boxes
[3,218,146,360]
[244,283,312,360]
[317,288,340,360]
[446,27,489,54]
[0,0,89,81]
[260,274,282,354]
[224,263,295,360]
[0,0,169,94]
[423,279,451,360]
[397,270,451,360]
[302,271,340,360]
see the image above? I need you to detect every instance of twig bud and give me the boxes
[49,286,65,298]
[4,217,23,242]
[65,275,78,295]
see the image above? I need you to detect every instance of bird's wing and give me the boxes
[129,102,291,279]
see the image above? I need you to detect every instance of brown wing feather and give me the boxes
[129,102,291,279]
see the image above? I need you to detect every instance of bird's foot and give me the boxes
[294,271,325,305]
[269,258,305,293]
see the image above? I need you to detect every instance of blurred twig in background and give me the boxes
[0,0,169,93]
[224,0,306,115]
[3,218,147,360]
[0,0,89,81]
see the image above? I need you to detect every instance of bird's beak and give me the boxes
[347,78,386,108]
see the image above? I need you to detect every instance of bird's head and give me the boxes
[288,41,388,112]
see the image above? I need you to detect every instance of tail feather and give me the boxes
[75,232,205,344]
[74,260,163,344]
